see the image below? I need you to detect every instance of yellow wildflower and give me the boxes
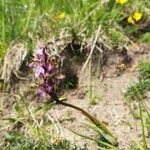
[116,0,128,5]
[127,16,135,24]
[117,63,126,70]
[57,12,65,20]
[133,12,142,21]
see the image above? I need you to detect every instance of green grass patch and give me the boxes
[124,61,150,101]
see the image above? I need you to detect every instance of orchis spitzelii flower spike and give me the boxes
[29,46,118,146]
[29,46,55,97]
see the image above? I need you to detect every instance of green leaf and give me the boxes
[68,128,119,150]
[83,122,118,146]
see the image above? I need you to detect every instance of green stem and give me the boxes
[89,58,94,104]
[50,92,115,138]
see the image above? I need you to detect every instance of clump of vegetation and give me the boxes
[2,131,88,150]
[124,61,150,101]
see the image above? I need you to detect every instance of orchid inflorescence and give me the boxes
[29,46,118,146]
[29,46,57,97]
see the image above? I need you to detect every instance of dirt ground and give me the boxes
[0,43,150,150]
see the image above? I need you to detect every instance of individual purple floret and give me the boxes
[35,64,45,78]
[36,47,48,63]
[38,80,53,97]
[38,86,47,97]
